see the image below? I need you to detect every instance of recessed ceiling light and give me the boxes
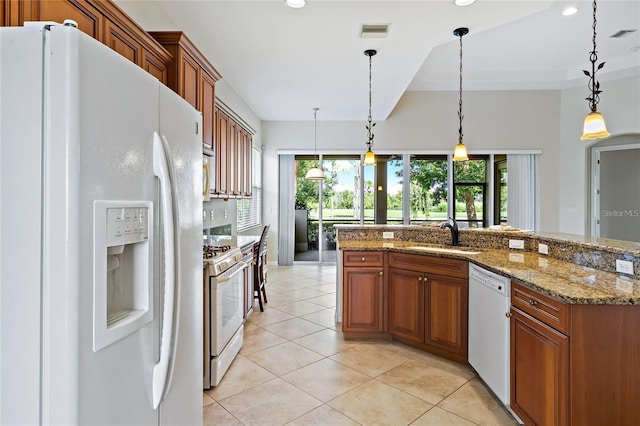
[286,0,305,8]
[454,0,477,6]
[562,6,578,16]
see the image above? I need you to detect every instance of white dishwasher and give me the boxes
[468,263,518,419]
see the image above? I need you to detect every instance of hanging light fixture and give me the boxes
[452,27,469,162]
[363,49,377,166]
[580,0,610,140]
[305,107,325,181]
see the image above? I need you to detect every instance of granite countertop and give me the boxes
[338,240,640,305]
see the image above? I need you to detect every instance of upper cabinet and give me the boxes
[213,105,253,199]
[149,31,221,157]
[2,0,172,85]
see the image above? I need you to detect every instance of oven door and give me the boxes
[211,261,248,356]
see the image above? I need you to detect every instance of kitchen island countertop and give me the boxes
[338,240,640,305]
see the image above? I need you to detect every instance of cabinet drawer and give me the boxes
[511,283,569,334]
[343,251,384,267]
[388,252,468,278]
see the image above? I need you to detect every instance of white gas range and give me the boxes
[202,242,248,389]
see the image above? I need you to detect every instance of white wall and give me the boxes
[262,89,563,260]
[558,75,640,234]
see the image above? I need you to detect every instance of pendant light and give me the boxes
[452,27,469,162]
[580,0,610,140]
[305,107,325,181]
[285,0,305,8]
[363,49,377,166]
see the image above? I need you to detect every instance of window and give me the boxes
[453,156,487,228]
[237,148,262,231]
[494,156,507,224]
[408,155,448,225]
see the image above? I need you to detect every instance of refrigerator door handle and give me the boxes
[151,132,177,409]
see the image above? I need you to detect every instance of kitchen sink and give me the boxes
[408,246,481,255]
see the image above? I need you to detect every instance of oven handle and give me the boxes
[215,261,249,283]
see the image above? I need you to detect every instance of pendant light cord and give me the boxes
[586,0,603,113]
[366,51,376,150]
[458,32,464,144]
[314,108,318,159]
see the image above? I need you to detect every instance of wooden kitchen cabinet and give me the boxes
[212,105,253,199]
[510,306,569,426]
[510,282,640,426]
[342,251,385,335]
[150,31,221,156]
[387,252,468,363]
[387,267,424,344]
[3,0,172,85]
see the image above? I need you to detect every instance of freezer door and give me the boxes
[156,84,203,426]
[46,26,160,425]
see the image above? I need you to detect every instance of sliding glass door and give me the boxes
[294,155,363,263]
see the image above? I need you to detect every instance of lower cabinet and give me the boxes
[387,253,468,363]
[342,251,385,334]
[510,307,569,426]
[343,267,384,333]
[342,250,469,363]
[510,282,640,426]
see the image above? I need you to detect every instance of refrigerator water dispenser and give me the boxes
[93,200,153,351]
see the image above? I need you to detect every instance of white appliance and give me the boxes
[202,244,247,388]
[0,23,203,425]
[468,263,521,423]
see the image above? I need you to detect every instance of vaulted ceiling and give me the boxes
[116,0,640,121]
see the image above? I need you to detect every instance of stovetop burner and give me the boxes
[203,244,232,259]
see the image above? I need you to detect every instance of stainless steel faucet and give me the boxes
[440,217,460,246]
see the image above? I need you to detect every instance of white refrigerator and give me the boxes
[0,23,203,425]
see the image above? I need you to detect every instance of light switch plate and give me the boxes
[509,239,525,250]
[616,259,634,275]
[538,243,549,255]
[382,231,394,239]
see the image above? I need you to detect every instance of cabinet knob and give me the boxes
[418,277,423,281]
[529,299,538,307]
[505,311,512,318]
[361,257,366,262]
[379,271,383,276]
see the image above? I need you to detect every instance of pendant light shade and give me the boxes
[363,49,377,166]
[305,107,325,181]
[581,111,610,140]
[453,142,469,162]
[452,27,469,162]
[580,0,610,141]
[286,0,305,8]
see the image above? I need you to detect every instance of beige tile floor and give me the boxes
[203,264,519,426]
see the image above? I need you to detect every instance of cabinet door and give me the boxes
[200,71,216,155]
[142,49,168,85]
[243,133,253,197]
[13,0,102,38]
[387,268,424,343]
[343,267,384,333]
[178,52,199,109]
[214,108,230,197]
[103,18,140,65]
[424,275,468,356]
[510,308,569,426]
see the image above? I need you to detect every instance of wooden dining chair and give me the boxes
[254,224,269,311]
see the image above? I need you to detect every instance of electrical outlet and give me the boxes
[538,243,549,255]
[382,231,394,239]
[224,209,228,218]
[209,210,215,221]
[616,259,634,275]
[509,239,525,250]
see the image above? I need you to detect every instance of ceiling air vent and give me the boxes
[360,24,390,38]
[610,29,637,38]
